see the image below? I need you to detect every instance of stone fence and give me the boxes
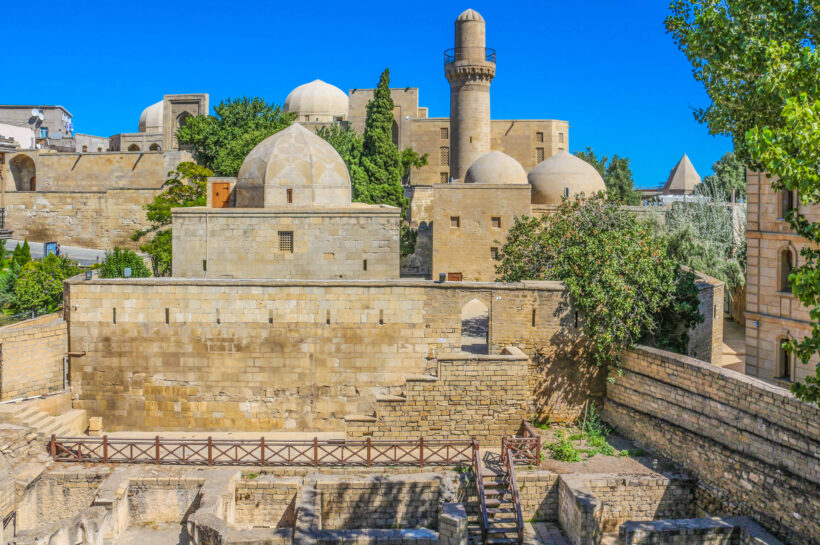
[605,346,820,545]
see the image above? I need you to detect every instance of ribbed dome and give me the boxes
[138,101,163,133]
[235,123,351,208]
[528,150,606,204]
[457,8,485,22]
[284,80,349,121]
[464,151,527,184]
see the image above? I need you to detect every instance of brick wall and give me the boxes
[346,349,530,441]
[604,346,820,545]
[66,279,590,431]
[234,477,299,528]
[316,474,441,529]
[16,468,110,531]
[0,313,66,400]
[687,269,724,365]
[127,477,203,525]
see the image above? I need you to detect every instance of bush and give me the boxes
[547,438,580,462]
[12,254,81,314]
[99,247,151,278]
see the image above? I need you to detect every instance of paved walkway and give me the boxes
[114,524,190,545]
[5,239,107,267]
[523,523,572,545]
[720,316,746,373]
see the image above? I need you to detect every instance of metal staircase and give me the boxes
[472,439,525,545]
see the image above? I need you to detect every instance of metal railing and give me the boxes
[50,435,474,467]
[444,47,496,64]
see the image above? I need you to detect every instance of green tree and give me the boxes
[495,193,702,370]
[696,152,746,201]
[132,162,213,276]
[574,148,640,204]
[176,97,295,176]
[668,0,820,404]
[357,69,409,213]
[98,247,151,278]
[13,254,81,314]
[574,147,607,178]
[315,124,367,189]
[605,156,641,205]
[11,240,31,269]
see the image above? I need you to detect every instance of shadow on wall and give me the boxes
[319,479,440,530]
[532,292,606,423]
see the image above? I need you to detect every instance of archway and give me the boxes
[177,111,192,131]
[128,144,140,152]
[149,143,161,151]
[461,298,489,354]
[391,119,399,146]
[9,154,35,190]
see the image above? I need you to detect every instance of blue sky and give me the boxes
[1,0,732,188]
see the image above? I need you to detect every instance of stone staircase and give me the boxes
[0,402,87,439]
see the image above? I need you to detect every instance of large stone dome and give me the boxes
[529,150,606,204]
[464,151,527,184]
[138,100,163,133]
[284,80,349,122]
[235,123,351,208]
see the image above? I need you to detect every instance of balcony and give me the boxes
[444,47,496,65]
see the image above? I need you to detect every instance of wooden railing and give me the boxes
[502,437,525,545]
[472,439,489,545]
[49,435,473,467]
[503,421,542,465]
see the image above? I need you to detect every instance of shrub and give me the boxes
[99,247,151,278]
[547,438,580,462]
[12,254,81,313]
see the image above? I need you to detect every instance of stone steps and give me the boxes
[0,402,87,439]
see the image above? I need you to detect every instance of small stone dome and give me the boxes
[457,8,485,22]
[284,80,349,121]
[138,101,163,133]
[464,151,527,185]
[528,150,606,204]
[235,123,351,208]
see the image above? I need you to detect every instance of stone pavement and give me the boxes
[719,316,746,373]
[113,524,190,545]
[523,522,572,545]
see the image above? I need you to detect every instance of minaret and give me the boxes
[445,8,496,180]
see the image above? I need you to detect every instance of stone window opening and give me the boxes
[563,187,570,199]
[531,308,536,327]
[268,310,273,324]
[439,147,449,166]
[491,217,501,229]
[128,144,140,152]
[112,308,116,325]
[779,248,794,293]
[379,309,384,326]
[536,147,545,162]
[326,310,331,325]
[82,145,88,152]
[165,308,169,324]
[97,147,102,152]
[279,231,293,253]
[363,259,367,271]
[490,247,499,260]
[450,216,460,228]
[441,127,449,140]
[286,188,293,203]
[440,172,449,183]
[779,189,797,219]
[776,338,793,381]
[149,143,161,151]
[558,132,565,143]
[202,259,207,272]
[536,132,544,143]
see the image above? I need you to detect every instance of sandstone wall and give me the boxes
[34,152,167,191]
[172,207,400,280]
[0,313,66,400]
[65,278,581,431]
[5,189,158,250]
[604,346,820,545]
[234,478,298,528]
[687,268,724,365]
[346,349,530,441]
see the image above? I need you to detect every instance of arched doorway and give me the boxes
[177,112,192,132]
[9,154,35,190]
[128,144,140,152]
[461,298,489,354]
[149,143,161,151]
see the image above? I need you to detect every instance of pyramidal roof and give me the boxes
[663,154,701,194]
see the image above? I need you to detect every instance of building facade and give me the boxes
[745,170,815,385]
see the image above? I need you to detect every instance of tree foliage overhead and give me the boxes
[667,0,820,404]
[574,147,640,205]
[132,162,213,276]
[495,194,702,370]
[176,97,295,176]
[696,152,746,201]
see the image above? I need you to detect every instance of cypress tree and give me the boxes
[357,69,408,214]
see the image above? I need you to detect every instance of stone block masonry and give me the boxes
[65,278,590,432]
[0,313,66,400]
[605,346,820,545]
[345,348,530,442]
